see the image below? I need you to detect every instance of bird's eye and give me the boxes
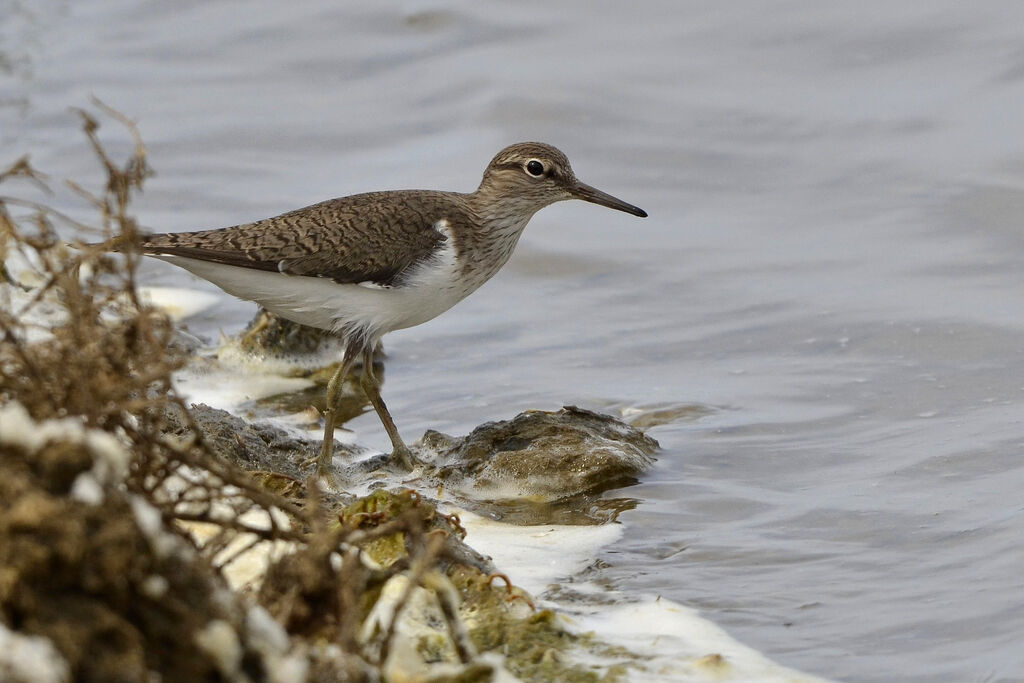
[525,160,545,177]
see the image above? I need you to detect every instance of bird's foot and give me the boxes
[300,435,341,480]
[305,455,347,491]
[296,451,345,493]
[389,444,416,471]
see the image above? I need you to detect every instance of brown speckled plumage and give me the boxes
[141,190,465,287]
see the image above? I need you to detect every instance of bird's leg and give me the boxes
[317,347,359,476]
[360,347,414,470]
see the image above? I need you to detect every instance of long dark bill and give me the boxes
[571,182,648,218]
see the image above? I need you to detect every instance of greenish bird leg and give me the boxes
[360,346,414,470]
[317,346,359,476]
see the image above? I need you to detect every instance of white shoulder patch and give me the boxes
[433,218,452,239]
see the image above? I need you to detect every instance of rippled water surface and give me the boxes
[4,2,1024,680]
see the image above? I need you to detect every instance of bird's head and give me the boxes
[476,142,647,218]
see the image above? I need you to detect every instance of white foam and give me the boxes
[457,510,826,682]
[172,359,314,412]
[458,511,622,596]
[0,274,63,344]
[0,625,70,683]
[137,286,221,321]
[575,599,828,682]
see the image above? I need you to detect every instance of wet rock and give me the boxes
[419,406,659,502]
[337,489,496,575]
[365,574,496,682]
[161,402,361,483]
[161,401,656,525]
[238,308,344,358]
[235,309,385,379]
[447,565,617,683]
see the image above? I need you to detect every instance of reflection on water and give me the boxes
[5,1,1024,680]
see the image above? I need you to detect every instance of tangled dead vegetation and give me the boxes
[0,105,622,682]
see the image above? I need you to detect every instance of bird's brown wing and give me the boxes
[140,190,466,286]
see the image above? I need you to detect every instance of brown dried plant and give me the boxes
[1,101,303,537]
[0,102,483,678]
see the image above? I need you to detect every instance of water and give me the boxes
[4,1,1024,680]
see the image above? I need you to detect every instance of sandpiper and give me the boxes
[135,142,647,476]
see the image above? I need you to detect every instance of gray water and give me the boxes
[4,2,1024,680]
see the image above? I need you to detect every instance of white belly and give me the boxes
[152,246,477,341]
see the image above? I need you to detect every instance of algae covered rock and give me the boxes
[237,309,343,358]
[419,406,658,502]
